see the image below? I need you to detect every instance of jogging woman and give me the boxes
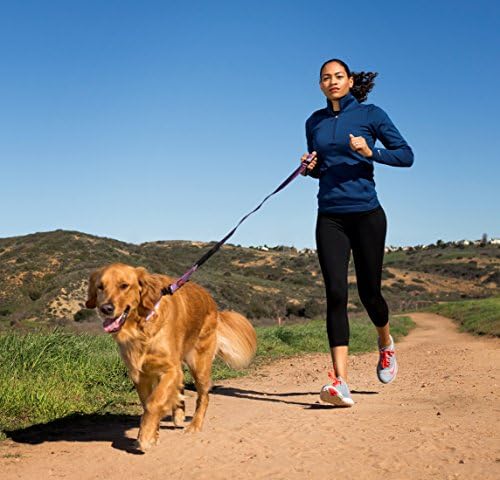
[301,58,414,407]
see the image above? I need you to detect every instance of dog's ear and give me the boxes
[135,267,163,312]
[85,268,102,309]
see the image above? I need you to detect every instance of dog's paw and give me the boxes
[136,435,159,452]
[185,422,202,434]
[173,408,185,427]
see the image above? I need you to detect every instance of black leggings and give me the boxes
[316,206,389,347]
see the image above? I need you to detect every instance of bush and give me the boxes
[304,298,324,318]
[74,309,98,323]
[285,301,306,317]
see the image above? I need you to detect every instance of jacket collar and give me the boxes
[326,91,358,114]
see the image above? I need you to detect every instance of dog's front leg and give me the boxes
[134,373,159,409]
[137,366,183,452]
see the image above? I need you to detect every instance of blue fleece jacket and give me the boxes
[306,92,414,214]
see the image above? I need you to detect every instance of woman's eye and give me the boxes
[120,284,129,290]
[97,284,104,291]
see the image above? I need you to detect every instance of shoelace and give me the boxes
[379,349,394,369]
[327,371,341,386]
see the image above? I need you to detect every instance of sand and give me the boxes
[1,312,499,479]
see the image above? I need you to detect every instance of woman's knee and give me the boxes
[359,290,386,311]
[326,283,348,306]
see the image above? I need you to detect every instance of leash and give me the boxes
[145,155,313,320]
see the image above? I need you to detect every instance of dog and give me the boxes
[85,263,257,451]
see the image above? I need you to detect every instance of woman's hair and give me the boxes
[319,58,378,103]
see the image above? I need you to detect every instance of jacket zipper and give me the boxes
[332,110,340,143]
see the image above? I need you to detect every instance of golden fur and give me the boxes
[86,263,257,452]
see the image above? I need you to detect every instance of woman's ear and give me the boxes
[85,268,102,309]
[135,267,162,313]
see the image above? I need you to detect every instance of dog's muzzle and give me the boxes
[102,306,130,334]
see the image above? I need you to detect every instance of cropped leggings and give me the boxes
[316,206,389,347]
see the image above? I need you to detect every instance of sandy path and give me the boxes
[1,312,499,479]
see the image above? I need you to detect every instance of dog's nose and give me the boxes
[100,303,115,316]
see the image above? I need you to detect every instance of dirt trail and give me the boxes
[1,313,499,479]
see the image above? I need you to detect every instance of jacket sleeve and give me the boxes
[305,119,321,178]
[370,106,414,167]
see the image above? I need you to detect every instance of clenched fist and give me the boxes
[300,151,318,175]
[349,134,373,158]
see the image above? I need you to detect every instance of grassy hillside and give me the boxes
[428,296,500,336]
[0,230,498,331]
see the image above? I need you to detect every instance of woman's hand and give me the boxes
[349,134,373,158]
[300,151,318,175]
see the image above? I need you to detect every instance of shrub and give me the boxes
[74,309,98,323]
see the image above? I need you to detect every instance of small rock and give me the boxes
[459,459,465,464]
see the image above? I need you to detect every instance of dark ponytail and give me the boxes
[319,58,378,103]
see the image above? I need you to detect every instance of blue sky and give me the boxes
[1,0,498,248]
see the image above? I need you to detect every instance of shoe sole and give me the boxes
[320,387,354,407]
[377,360,398,384]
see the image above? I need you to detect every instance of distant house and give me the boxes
[491,238,500,245]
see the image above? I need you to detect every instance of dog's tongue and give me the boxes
[103,315,123,333]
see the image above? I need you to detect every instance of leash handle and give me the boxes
[299,153,315,175]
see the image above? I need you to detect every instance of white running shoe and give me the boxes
[319,372,355,407]
[377,335,398,384]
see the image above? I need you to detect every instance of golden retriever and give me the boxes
[85,263,257,452]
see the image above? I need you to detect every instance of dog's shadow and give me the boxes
[4,412,193,455]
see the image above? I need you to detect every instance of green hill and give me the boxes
[0,230,498,331]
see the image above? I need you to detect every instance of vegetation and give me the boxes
[0,314,414,439]
[0,230,498,331]
[428,296,500,336]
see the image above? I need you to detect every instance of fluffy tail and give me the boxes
[216,311,257,369]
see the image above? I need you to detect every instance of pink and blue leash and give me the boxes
[146,155,313,320]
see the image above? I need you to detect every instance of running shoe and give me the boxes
[319,372,354,407]
[377,335,398,384]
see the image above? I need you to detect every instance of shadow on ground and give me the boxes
[211,385,378,408]
[5,412,191,455]
[4,385,379,452]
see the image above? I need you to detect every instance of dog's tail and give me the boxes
[216,311,257,370]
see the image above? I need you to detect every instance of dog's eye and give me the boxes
[120,283,129,290]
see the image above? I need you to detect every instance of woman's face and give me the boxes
[319,62,353,102]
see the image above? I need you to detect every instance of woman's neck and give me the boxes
[331,100,340,112]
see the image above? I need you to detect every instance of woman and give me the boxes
[301,58,414,407]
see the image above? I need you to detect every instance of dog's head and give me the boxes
[86,263,163,333]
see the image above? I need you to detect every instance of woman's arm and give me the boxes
[370,106,414,167]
